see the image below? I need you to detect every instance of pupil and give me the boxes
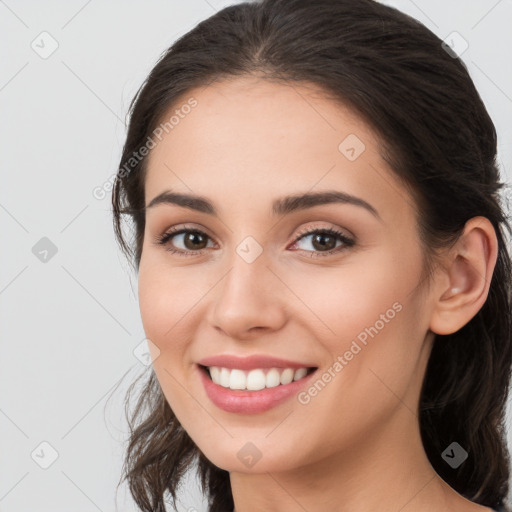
[313,233,334,251]
[186,232,206,250]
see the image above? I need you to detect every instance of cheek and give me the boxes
[137,256,206,343]
[137,259,204,420]
[304,246,426,387]
[287,250,414,339]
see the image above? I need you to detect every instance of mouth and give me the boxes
[198,364,318,391]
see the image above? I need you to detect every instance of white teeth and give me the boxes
[229,369,247,390]
[247,369,266,390]
[220,367,230,387]
[210,366,220,383]
[207,366,313,390]
[293,368,308,381]
[280,368,294,385]
[265,368,281,388]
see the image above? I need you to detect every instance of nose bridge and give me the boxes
[220,230,271,289]
[209,238,286,336]
[220,240,273,305]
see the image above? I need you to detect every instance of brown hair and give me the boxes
[112,0,512,510]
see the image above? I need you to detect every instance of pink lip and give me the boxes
[197,354,317,371]
[197,364,318,414]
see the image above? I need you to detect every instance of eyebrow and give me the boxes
[146,189,381,220]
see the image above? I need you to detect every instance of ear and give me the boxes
[429,216,498,335]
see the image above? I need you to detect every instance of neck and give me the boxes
[229,407,465,512]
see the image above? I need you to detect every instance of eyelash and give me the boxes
[154,224,355,259]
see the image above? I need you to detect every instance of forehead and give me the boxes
[144,77,413,224]
[149,76,382,163]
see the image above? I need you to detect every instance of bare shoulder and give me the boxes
[458,504,497,512]
[444,493,499,512]
[436,477,501,512]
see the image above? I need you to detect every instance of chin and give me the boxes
[194,437,308,474]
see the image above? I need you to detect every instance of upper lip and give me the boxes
[197,354,317,371]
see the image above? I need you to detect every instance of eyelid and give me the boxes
[292,222,354,242]
[152,222,215,245]
[154,221,355,257]
[288,225,355,257]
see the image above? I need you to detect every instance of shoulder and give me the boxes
[454,502,504,512]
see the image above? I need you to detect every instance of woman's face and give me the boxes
[138,77,437,473]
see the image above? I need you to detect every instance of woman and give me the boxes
[112,0,512,510]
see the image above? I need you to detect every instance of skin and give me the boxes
[138,76,498,512]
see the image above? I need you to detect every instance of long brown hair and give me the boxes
[111,1,512,510]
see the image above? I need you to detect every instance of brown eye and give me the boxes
[310,232,337,251]
[156,227,215,256]
[291,227,354,257]
[181,231,209,250]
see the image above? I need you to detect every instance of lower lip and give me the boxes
[197,365,317,414]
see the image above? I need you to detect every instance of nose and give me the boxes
[208,252,288,340]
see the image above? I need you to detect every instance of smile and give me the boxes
[197,364,318,414]
[204,365,315,391]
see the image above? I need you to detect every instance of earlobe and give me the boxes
[429,216,498,336]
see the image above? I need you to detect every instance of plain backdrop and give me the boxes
[1,0,511,511]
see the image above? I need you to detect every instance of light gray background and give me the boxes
[1,1,511,511]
